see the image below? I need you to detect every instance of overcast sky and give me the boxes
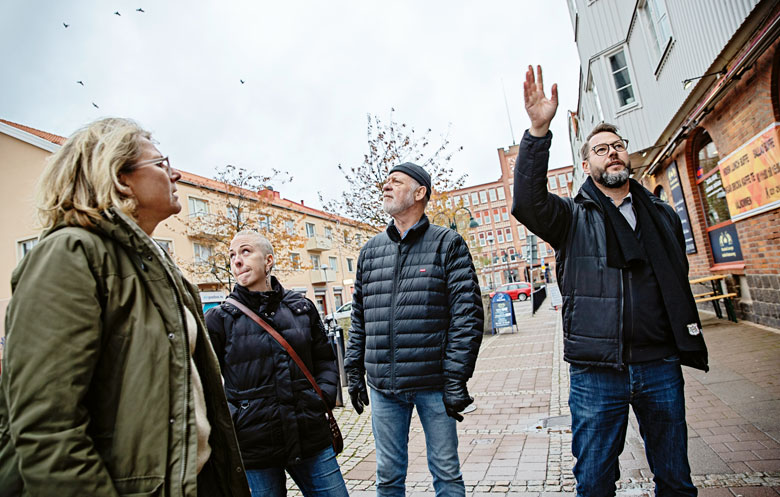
[2,1,581,208]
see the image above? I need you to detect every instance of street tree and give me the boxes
[320,109,469,232]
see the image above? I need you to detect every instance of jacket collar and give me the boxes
[230,276,285,313]
[387,214,430,243]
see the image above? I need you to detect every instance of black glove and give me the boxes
[443,379,473,422]
[347,371,369,415]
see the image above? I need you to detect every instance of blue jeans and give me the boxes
[569,355,697,497]
[245,446,348,497]
[369,388,465,497]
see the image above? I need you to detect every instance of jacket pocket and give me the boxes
[114,476,164,497]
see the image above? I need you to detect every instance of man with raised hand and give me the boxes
[512,65,707,496]
[345,162,483,497]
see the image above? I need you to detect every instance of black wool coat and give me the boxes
[206,278,339,469]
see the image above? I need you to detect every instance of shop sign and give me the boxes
[708,223,744,264]
[719,122,780,221]
[666,162,696,253]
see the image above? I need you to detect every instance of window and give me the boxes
[567,172,573,182]
[488,189,497,202]
[486,231,495,245]
[518,225,526,239]
[471,192,480,205]
[445,198,452,208]
[310,254,321,269]
[17,237,38,260]
[642,0,672,60]
[497,230,504,243]
[193,243,212,264]
[324,227,333,239]
[479,191,488,204]
[470,234,477,247]
[329,256,338,271]
[462,194,470,207]
[497,188,506,200]
[587,73,604,124]
[334,292,343,309]
[258,215,269,231]
[355,234,362,245]
[346,258,354,272]
[505,227,513,242]
[290,252,302,270]
[474,211,482,225]
[483,210,491,224]
[695,131,730,227]
[305,222,316,238]
[548,176,558,190]
[539,243,547,257]
[188,197,209,217]
[502,207,509,221]
[558,174,567,189]
[285,220,295,235]
[154,239,173,255]
[508,247,516,261]
[608,49,636,108]
[479,232,486,246]
[227,205,243,223]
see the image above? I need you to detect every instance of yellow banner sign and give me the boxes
[719,123,780,219]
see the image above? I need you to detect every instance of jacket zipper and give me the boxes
[160,263,191,495]
[627,270,634,364]
[618,269,625,370]
[389,242,401,390]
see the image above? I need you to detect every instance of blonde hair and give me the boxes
[36,117,151,230]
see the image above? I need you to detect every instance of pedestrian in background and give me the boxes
[0,117,249,497]
[512,65,708,496]
[206,231,348,497]
[345,163,484,497]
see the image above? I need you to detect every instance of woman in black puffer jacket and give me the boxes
[206,231,347,497]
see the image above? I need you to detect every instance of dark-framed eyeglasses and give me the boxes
[591,139,629,157]
[132,156,172,175]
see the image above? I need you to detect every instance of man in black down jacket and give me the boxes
[344,162,484,497]
[513,66,708,496]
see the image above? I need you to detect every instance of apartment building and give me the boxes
[443,143,573,289]
[565,0,780,327]
[0,119,372,322]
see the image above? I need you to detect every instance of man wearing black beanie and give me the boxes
[345,163,483,497]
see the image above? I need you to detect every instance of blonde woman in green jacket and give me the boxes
[0,118,251,497]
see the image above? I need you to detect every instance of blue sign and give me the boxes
[666,162,696,254]
[490,292,515,331]
[708,223,744,264]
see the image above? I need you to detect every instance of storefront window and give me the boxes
[695,132,731,227]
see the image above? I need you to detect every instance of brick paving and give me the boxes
[284,284,780,495]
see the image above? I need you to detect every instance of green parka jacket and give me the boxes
[0,209,251,497]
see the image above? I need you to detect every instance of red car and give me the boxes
[489,282,532,301]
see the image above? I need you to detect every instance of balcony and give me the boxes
[305,235,333,252]
[310,269,336,284]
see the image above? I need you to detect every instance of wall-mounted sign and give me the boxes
[718,122,780,221]
[666,162,696,253]
[708,223,744,264]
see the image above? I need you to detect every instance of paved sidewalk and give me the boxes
[289,286,780,495]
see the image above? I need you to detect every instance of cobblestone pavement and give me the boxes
[284,285,780,495]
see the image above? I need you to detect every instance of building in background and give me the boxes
[0,119,372,321]
[565,0,780,328]
[443,143,573,290]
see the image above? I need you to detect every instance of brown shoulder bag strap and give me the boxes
[224,298,332,412]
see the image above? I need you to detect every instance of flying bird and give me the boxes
[240,79,245,84]
[136,8,145,12]
[92,102,99,109]
[63,22,69,28]
[76,80,84,86]
[114,11,121,16]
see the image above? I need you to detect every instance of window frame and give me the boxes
[606,46,640,112]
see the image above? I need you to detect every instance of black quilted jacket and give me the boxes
[205,278,338,469]
[344,215,484,393]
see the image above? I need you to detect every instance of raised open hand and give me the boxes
[524,65,558,137]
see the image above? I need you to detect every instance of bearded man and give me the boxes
[344,162,483,497]
[512,65,707,496]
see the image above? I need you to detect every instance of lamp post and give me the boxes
[321,264,346,407]
[432,206,479,231]
[501,250,514,283]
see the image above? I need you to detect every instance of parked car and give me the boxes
[489,282,532,301]
[326,302,352,322]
